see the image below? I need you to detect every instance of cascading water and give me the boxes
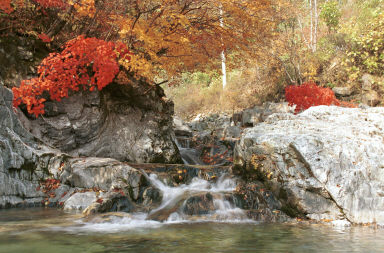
[174,136,203,165]
[67,173,250,233]
[147,173,246,222]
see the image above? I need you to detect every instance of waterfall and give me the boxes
[174,136,203,165]
[73,173,250,232]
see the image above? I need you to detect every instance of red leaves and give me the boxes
[33,0,66,9]
[36,178,61,200]
[0,0,13,14]
[13,35,132,117]
[38,178,61,194]
[285,82,337,113]
[112,188,125,196]
[38,33,52,43]
[285,82,356,113]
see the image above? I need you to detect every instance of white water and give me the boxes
[148,173,245,222]
[174,137,203,165]
[56,174,251,233]
[148,173,237,214]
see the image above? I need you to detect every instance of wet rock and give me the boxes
[174,116,192,137]
[182,193,215,215]
[64,192,98,211]
[246,209,291,222]
[234,182,282,216]
[83,212,133,223]
[235,106,384,224]
[133,163,232,186]
[147,199,184,221]
[62,157,145,198]
[142,186,162,206]
[83,192,135,216]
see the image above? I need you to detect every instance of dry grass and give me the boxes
[163,64,284,120]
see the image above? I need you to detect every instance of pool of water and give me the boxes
[0,208,383,253]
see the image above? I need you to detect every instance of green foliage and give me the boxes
[343,12,384,81]
[320,1,341,31]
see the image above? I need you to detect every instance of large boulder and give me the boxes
[17,76,182,164]
[240,102,295,127]
[0,83,66,208]
[0,83,157,210]
[2,35,181,164]
[234,106,384,224]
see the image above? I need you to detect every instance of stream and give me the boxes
[1,208,384,253]
[1,173,384,252]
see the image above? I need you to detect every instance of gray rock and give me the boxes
[19,81,182,164]
[242,107,262,127]
[83,191,136,216]
[362,90,380,106]
[332,86,353,96]
[189,120,209,132]
[362,74,374,91]
[235,105,384,224]
[62,157,145,200]
[189,114,231,133]
[182,192,215,215]
[239,102,295,127]
[0,84,63,208]
[0,84,158,210]
[173,116,192,137]
[223,125,241,139]
[64,192,98,211]
[0,35,49,88]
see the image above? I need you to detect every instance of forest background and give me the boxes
[1,0,383,119]
[165,0,384,118]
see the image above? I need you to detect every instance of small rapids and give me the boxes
[55,173,251,233]
[174,137,203,165]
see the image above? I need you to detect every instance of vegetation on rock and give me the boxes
[12,36,131,116]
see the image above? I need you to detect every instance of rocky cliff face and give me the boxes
[2,35,181,164]
[0,83,172,209]
[234,105,384,224]
[0,83,63,207]
[18,77,182,164]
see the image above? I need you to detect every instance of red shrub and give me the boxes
[285,82,356,113]
[285,82,344,113]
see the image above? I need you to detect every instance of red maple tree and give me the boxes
[12,35,132,117]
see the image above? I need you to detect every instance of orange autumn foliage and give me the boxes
[12,35,132,117]
[285,82,357,113]
[5,0,283,116]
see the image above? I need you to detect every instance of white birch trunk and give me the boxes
[220,6,227,89]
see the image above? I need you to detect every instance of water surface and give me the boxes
[0,208,383,253]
